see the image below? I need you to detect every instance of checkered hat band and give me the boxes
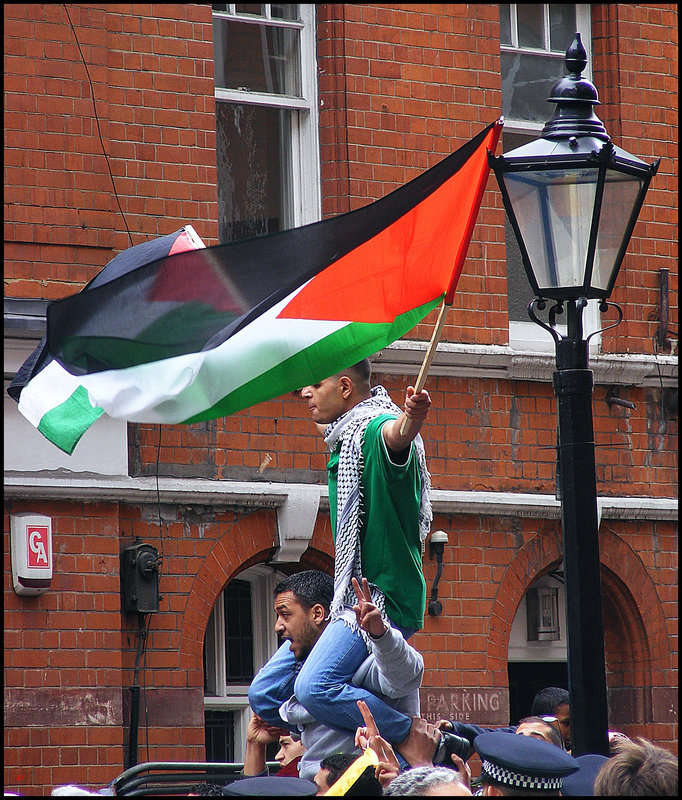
[481,760,562,790]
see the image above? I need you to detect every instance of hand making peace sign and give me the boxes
[351,576,387,639]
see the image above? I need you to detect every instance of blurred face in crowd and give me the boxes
[275,735,305,766]
[516,719,562,747]
[553,703,571,750]
[313,766,333,795]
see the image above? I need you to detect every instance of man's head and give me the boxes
[383,766,472,796]
[515,716,564,749]
[298,359,372,425]
[273,571,333,661]
[530,687,570,750]
[313,753,382,796]
[592,736,678,796]
[275,734,306,768]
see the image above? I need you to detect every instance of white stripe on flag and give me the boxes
[80,291,348,423]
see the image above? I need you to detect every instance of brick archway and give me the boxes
[487,525,563,678]
[598,527,672,676]
[487,523,672,711]
[178,509,279,674]
[598,527,675,733]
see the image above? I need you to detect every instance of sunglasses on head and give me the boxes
[539,715,565,749]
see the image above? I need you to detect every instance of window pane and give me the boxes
[205,709,236,762]
[235,4,265,16]
[216,103,291,243]
[213,18,301,96]
[592,173,644,292]
[503,168,598,290]
[517,3,544,49]
[500,51,566,123]
[506,223,534,321]
[271,4,300,20]
[204,607,217,695]
[499,4,512,46]
[223,579,255,683]
[549,4,576,52]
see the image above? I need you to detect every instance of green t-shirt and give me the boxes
[327,414,426,631]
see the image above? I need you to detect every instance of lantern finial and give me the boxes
[542,33,609,141]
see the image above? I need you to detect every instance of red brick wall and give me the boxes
[587,4,678,355]
[3,3,218,304]
[131,370,677,497]
[3,3,677,794]
[3,498,319,793]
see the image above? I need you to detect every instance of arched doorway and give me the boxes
[490,525,671,736]
[507,570,567,724]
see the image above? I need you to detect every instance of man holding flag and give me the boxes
[8,121,500,762]
[250,359,466,768]
[295,359,437,765]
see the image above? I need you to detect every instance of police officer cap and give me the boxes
[561,753,609,796]
[222,776,318,795]
[474,731,579,791]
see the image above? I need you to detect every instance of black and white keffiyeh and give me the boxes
[324,385,432,638]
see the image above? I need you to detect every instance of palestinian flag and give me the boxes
[11,120,502,454]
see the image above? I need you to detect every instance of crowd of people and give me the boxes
[222,565,676,796]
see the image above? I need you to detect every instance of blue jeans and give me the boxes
[293,617,413,744]
[248,640,301,733]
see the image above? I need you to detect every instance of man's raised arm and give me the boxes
[382,386,431,455]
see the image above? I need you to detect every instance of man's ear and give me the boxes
[310,602,327,626]
[338,375,354,398]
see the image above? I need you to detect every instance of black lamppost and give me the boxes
[489,34,659,756]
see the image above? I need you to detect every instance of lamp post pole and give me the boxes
[553,299,608,756]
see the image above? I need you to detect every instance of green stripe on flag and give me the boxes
[37,385,105,455]
[182,297,442,424]
[60,302,240,371]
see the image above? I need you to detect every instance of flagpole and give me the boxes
[399,299,451,436]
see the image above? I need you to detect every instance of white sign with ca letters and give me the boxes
[10,512,53,595]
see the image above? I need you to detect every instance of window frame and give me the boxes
[500,4,601,352]
[212,4,321,231]
[203,565,284,762]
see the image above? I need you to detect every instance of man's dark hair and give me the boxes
[319,753,382,796]
[274,570,333,613]
[530,687,569,716]
[337,358,371,387]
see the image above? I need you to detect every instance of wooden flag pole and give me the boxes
[399,299,451,436]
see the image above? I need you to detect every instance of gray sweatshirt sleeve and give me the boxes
[351,624,424,699]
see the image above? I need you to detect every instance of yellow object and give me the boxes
[323,747,380,795]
